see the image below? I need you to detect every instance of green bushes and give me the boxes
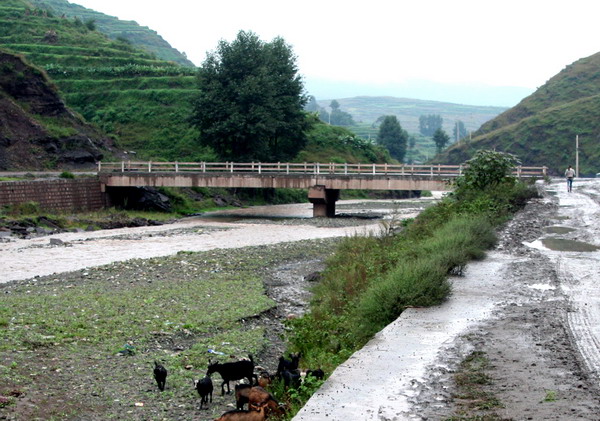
[287,150,539,391]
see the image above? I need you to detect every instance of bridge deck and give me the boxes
[98,161,547,217]
[98,161,547,179]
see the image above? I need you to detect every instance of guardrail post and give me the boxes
[230,162,234,173]
[259,163,262,174]
[372,163,376,174]
[175,161,179,172]
[517,166,522,178]
[344,163,348,175]
[201,162,205,172]
[316,163,320,175]
[121,161,125,172]
[286,163,289,174]
[543,166,547,176]
[148,161,152,172]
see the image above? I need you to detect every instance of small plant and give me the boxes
[59,171,75,179]
[543,389,558,402]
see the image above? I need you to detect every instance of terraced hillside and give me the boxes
[30,0,194,67]
[0,0,207,161]
[436,52,600,176]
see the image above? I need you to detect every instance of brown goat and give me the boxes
[257,371,272,389]
[213,404,266,421]
[235,383,252,410]
[248,386,285,418]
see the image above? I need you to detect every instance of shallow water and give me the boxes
[1,199,432,284]
[541,238,600,252]
[544,226,576,234]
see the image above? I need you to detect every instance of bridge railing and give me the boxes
[98,161,547,178]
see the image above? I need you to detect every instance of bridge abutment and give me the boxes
[308,186,340,217]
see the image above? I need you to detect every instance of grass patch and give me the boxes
[0,238,337,420]
[446,351,505,420]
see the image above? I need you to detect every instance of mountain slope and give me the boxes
[317,96,506,135]
[0,0,205,161]
[437,52,600,175]
[30,0,194,67]
[0,49,116,170]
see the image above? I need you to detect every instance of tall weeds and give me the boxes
[287,154,539,378]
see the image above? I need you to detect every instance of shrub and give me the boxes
[4,201,40,216]
[454,149,520,195]
[59,171,75,179]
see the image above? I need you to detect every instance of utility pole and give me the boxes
[576,135,579,177]
[456,121,459,143]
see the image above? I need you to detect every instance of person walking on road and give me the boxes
[565,165,575,192]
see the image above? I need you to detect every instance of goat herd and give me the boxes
[153,353,324,421]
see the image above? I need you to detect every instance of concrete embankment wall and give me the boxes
[0,177,108,212]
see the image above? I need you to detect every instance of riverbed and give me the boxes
[1,199,435,284]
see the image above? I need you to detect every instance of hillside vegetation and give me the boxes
[0,0,210,162]
[30,0,194,67]
[436,52,600,175]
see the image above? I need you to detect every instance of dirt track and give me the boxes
[405,179,600,420]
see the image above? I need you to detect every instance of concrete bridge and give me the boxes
[98,161,547,217]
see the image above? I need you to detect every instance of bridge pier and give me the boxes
[308,186,340,217]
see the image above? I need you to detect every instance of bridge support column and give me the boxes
[308,186,339,217]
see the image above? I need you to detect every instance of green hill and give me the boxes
[0,0,208,161]
[29,0,194,67]
[436,52,600,176]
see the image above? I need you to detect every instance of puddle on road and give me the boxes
[544,226,576,234]
[541,238,600,252]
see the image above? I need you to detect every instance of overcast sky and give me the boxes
[70,0,600,106]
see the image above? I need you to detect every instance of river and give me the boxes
[1,198,434,284]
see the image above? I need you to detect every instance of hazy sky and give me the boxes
[70,0,600,106]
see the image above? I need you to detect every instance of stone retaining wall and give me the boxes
[0,177,108,212]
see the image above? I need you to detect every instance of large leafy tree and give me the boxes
[419,114,443,136]
[190,31,309,161]
[328,100,355,126]
[433,128,450,153]
[376,115,408,162]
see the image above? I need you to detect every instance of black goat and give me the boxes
[194,376,213,409]
[306,368,325,381]
[206,354,258,395]
[275,353,301,378]
[281,369,301,389]
[153,361,167,391]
